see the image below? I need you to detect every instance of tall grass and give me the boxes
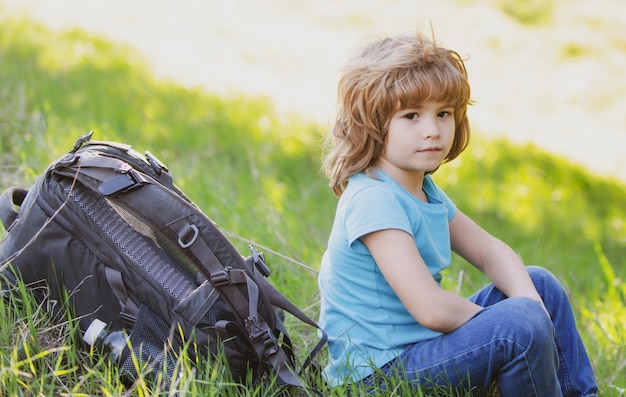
[0,15,624,396]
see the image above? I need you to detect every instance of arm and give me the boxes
[361,229,482,333]
[449,210,543,303]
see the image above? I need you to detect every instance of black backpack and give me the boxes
[0,131,326,391]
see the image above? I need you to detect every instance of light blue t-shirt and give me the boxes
[318,171,458,386]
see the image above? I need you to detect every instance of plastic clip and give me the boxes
[72,131,94,152]
[144,150,169,176]
[210,266,233,287]
[245,315,265,339]
[98,169,144,196]
[249,245,270,277]
[245,316,278,355]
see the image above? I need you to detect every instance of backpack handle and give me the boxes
[0,187,28,230]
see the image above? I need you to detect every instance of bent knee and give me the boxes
[526,266,561,289]
[499,297,554,341]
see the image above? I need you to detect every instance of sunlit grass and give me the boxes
[1,14,625,396]
[576,246,626,393]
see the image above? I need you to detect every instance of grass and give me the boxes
[0,14,625,396]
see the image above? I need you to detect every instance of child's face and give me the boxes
[381,101,455,177]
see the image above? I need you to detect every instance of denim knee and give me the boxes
[526,266,569,309]
[526,266,563,292]
[495,297,555,350]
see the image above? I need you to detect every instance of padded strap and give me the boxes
[172,219,253,319]
[178,281,220,325]
[0,187,28,230]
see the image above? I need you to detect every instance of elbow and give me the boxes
[411,296,479,333]
[414,310,458,334]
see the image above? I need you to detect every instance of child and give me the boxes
[318,31,597,396]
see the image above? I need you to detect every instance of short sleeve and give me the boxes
[344,186,413,247]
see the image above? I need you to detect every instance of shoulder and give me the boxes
[344,172,387,193]
[341,173,421,230]
[341,172,407,209]
[337,174,416,248]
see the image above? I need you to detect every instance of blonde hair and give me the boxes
[323,32,472,197]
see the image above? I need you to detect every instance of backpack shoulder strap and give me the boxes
[0,187,28,230]
[171,218,318,388]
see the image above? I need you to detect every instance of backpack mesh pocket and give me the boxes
[61,181,197,301]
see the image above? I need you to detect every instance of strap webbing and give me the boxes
[252,272,328,373]
[172,219,252,320]
[104,266,139,324]
[172,219,307,387]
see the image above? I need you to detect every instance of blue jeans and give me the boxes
[361,266,598,396]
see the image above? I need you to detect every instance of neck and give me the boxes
[377,161,427,201]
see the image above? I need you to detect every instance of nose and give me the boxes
[421,115,441,140]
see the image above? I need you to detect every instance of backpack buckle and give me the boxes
[98,170,144,196]
[144,150,169,176]
[245,315,264,339]
[210,267,231,287]
[210,267,247,287]
[245,315,278,356]
[210,266,247,287]
[249,245,270,277]
[72,130,94,152]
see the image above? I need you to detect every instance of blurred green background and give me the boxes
[0,0,624,395]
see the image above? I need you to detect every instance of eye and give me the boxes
[437,110,452,118]
[404,112,418,120]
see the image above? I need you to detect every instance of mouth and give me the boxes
[418,147,442,153]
